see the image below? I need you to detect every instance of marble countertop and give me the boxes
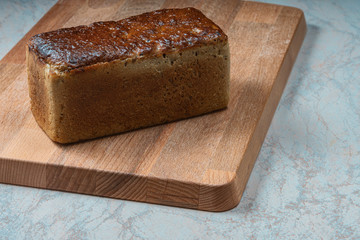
[1,0,359,239]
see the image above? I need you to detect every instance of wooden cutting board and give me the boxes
[0,0,306,211]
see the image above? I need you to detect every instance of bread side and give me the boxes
[26,47,56,138]
[27,42,229,143]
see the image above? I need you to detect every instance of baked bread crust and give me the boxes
[28,8,227,71]
[26,8,230,143]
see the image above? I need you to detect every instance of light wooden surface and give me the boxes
[0,0,306,211]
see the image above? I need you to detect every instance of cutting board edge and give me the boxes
[0,160,240,211]
[230,10,307,211]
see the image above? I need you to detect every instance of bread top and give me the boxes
[28,8,227,71]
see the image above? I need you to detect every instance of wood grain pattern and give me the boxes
[0,0,306,211]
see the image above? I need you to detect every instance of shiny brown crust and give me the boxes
[27,8,227,71]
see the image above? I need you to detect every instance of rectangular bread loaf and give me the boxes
[26,8,230,143]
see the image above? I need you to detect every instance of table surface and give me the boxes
[1,0,359,239]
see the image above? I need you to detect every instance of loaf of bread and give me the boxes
[26,8,230,143]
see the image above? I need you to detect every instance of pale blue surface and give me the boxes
[0,0,359,239]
